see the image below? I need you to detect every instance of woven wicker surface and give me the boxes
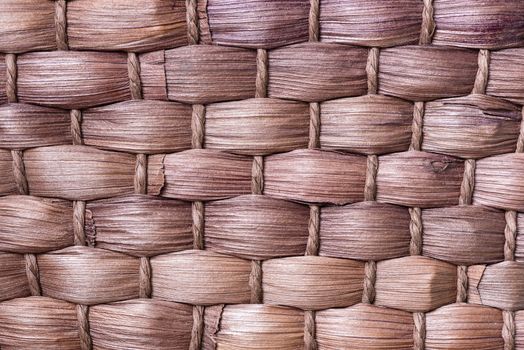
[1,0,524,349]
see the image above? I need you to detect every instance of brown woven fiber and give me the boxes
[3,0,524,349]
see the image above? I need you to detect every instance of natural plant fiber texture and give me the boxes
[3,0,524,349]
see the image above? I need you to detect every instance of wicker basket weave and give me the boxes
[1,0,524,349]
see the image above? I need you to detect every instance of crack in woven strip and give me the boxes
[6,53,17,103]
[54,0,68,50]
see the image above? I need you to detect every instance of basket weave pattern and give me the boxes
[1,0,524,349]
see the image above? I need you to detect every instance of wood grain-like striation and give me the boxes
[474,154,524,211]
[319,0,423,47]
[151,250,251,305]
[17,51,130,109]
[164,45,256,104]
[0,196,73,253]
[0,253,31,302]
[0,103,71,149]
[0,150,16,196]
[82,100,192,154]
[425,304,504,350]
[423,206,505,265]
[86,195,193,257]
[212,305,305,349]
[379,46,478,101]
[0,0,56,53]
[38,246,140,305]
[264,149,367,204]
[268,42,368,102]
[375,256,457,312]
[316,303,414,350]
[90,299,193,350]
[68,0,187,52]
[320,95,413,155]
[319,202,410,261]
[423,95,522,158]
[0,296,80,350]
[205,0,309,49]
[205,98,309,155]
[487,48,524,105]
[433,0,524,49]
[262,256,364,310]
[376,151,464,208]
[205,195,309,260]
[24,145,136,201]
[148,149,252,201]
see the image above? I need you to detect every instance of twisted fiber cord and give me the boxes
[186,5,205,348]
[24,253,41,296]
[55,0,68,50]
[304,5,321,346]
[414,312,426,350]
[455,48,491,303]
[128,53,143,100]
[134,154,147,195]
[255,49,268,98]
[362,45,379,305]
[472,50,490,94]
[366,48,379,94]
[186,0,199,45]
[308,0,319,42]
[77,304,92,350]
[364,155,378,202]
[419,0,435,45]
[6,53,17,103]
[504,310,516,350]
[73,201,87,246]
[516,109,524,153]
[251,156,264,195]
[308,103,320,149]
[11,150,28,196]
[12,151,43,300]
[70,109,83,145]
[139,257,152,298]
[412,6,436,348]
